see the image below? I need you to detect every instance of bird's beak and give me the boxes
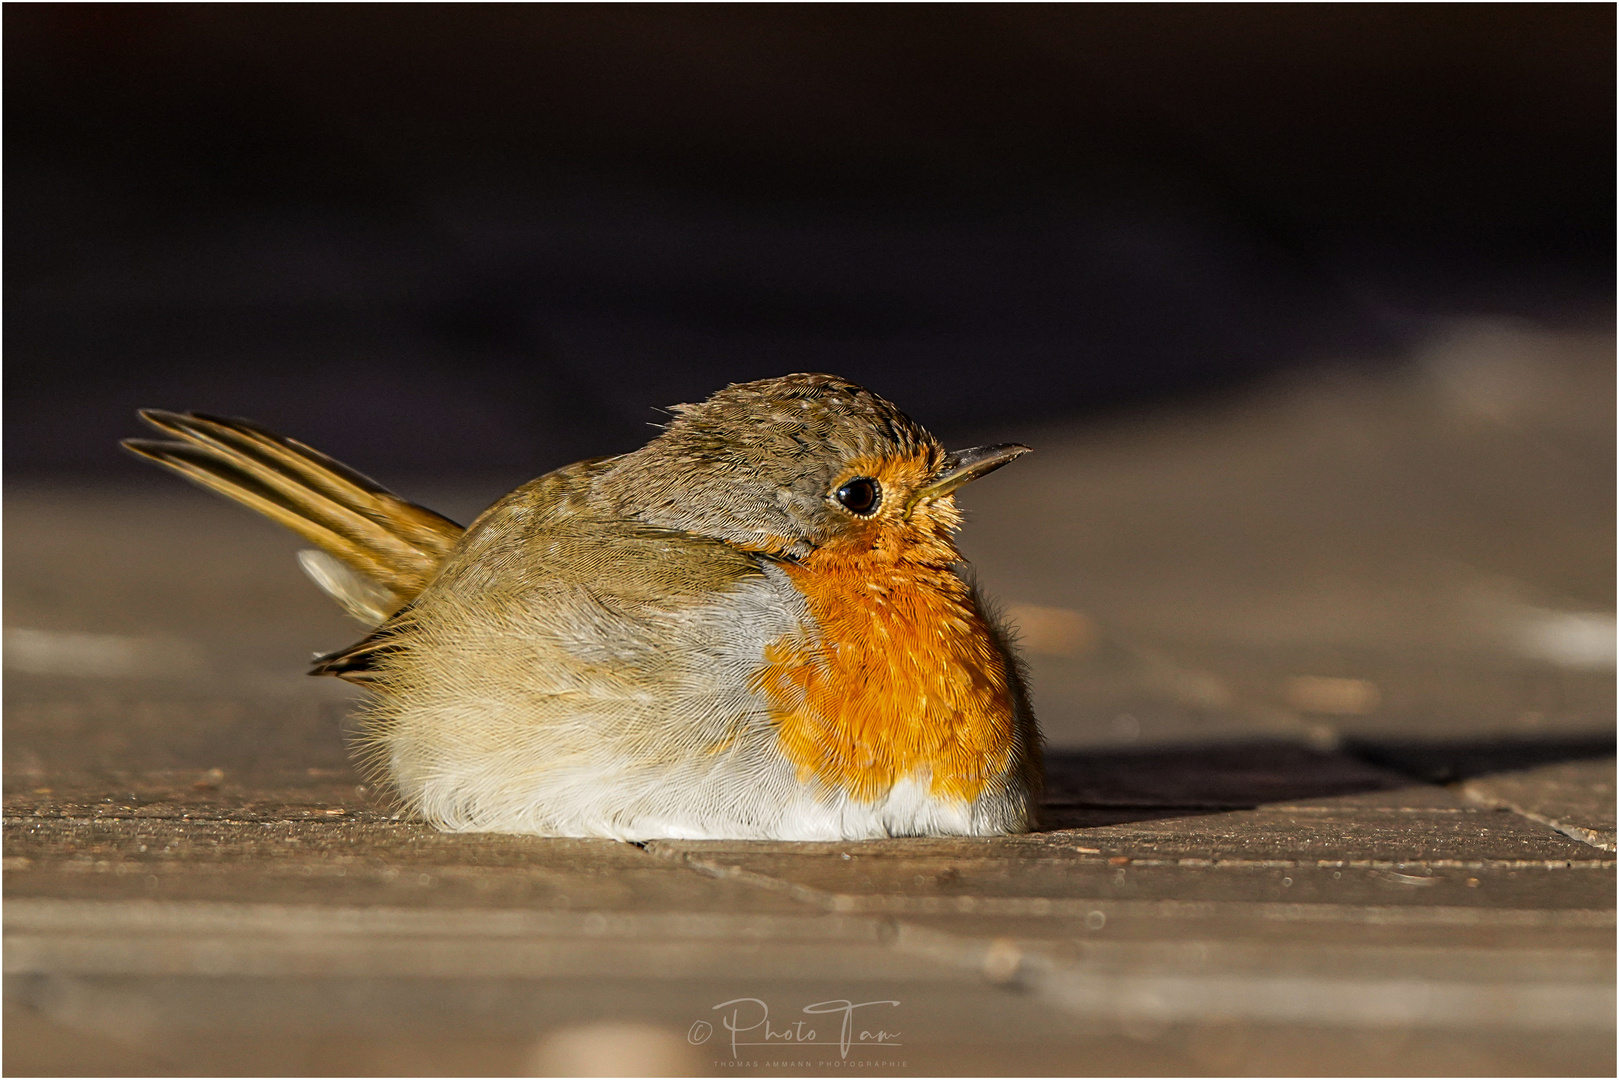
[908,443,1031,512]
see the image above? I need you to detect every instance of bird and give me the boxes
[123,373,1042,840]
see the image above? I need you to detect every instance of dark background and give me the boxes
[6,4,1613,481]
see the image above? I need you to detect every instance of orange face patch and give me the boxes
[752,453,1017,804]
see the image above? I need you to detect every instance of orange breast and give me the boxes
[753,549,1016,804]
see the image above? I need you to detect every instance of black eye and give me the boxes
[835,477,881,515]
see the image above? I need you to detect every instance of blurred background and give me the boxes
[8,5,1613,470]
[6,3,1614,757]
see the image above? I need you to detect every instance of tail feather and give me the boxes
[297,549,404,625]
[124,411,465,623]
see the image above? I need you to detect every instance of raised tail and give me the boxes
[124,411,465,624]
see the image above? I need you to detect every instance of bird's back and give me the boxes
[345,460,822,837]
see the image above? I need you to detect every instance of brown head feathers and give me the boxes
[593,373,950,560]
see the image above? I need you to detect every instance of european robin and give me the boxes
[124,374,1042,839]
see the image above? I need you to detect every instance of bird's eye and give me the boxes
[835,477,881,515]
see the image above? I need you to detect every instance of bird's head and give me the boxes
[595,373,1029,565]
